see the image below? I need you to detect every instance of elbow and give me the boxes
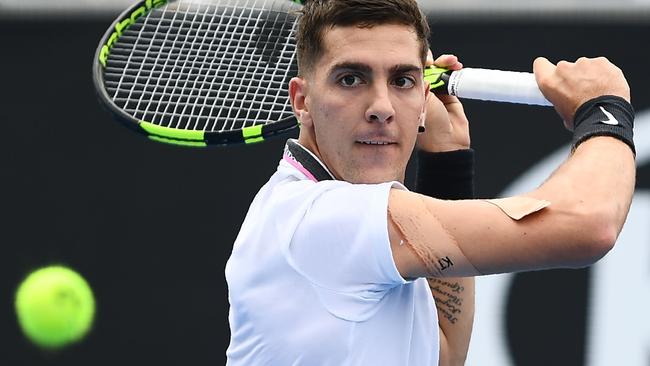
[568,208,620,267]
[577,224,617,267]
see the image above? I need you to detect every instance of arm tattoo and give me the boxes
[427,278,465,325]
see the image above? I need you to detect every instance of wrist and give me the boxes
[415,149,475,200]
[572,95,635,155]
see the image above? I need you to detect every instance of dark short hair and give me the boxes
[295,0,430,75]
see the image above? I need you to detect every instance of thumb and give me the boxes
[533,57,555,84]
[532,57,572,128]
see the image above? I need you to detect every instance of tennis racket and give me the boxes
[93,0,551,147]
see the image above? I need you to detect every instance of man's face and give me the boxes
[291,24,428,184]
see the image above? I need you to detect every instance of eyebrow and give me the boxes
[328,62,372,75]
[328,62,422,76]
[390,64,422,75]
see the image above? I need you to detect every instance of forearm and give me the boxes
[430,277,474,366]
[414,149,475,366]
[397,137,634,277]
[531,136,635,249]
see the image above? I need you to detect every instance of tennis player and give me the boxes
[225,1,636,365]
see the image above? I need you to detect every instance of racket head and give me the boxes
[93,0,303,147]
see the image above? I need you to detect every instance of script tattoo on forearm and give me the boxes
[427,278,464,325]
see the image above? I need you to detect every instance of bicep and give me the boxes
[388,189,487,279]
[388,188,582,279]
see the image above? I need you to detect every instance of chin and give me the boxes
[349,171,403,185]
[336,159,406,184]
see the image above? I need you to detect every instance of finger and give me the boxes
[427,93,460,123]
[433,54,463,71]
[433,54,458,66]
[533,57,555,84]
[432,86,460,105]
[436,93,461,106]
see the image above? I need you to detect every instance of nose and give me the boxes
[365,85,395,124]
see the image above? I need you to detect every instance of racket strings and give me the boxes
[208,0,270,131]
[218,1,295,131]
[105,0,297,133]
[135,1,194,127]
[249,9,297,126]
[166,0,222,131]
[105,64,292,84]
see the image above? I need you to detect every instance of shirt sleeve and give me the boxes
[284,181,407,322]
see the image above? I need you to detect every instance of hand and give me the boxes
[533,56,630,130]
[417,52,470,152]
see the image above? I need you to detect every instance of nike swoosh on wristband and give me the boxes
[599,106,620,125]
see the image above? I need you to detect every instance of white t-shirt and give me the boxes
[225,140,439,366]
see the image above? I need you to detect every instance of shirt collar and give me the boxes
[282,139,335,182]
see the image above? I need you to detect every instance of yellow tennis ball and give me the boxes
[14,266,95,349]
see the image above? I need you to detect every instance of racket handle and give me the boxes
[426,67,553,106]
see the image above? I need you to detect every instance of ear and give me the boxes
[289,77,313,128]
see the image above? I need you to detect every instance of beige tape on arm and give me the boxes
[388,193,481,277]
[485,196,550,220]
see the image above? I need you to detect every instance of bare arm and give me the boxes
[390,56,635,279]
[429,277,474,366]
[417,53,475,366]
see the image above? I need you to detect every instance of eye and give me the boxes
[393,76,416,88]
[338,74,363,87]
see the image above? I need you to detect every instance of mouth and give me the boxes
[356,139,397,146]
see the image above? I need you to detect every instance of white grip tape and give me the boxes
[448,68,552,106]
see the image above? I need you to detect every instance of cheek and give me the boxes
[319,90,350,110]
[398,95,426,125]
[311,93,351,129]
[397,95,426,143]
